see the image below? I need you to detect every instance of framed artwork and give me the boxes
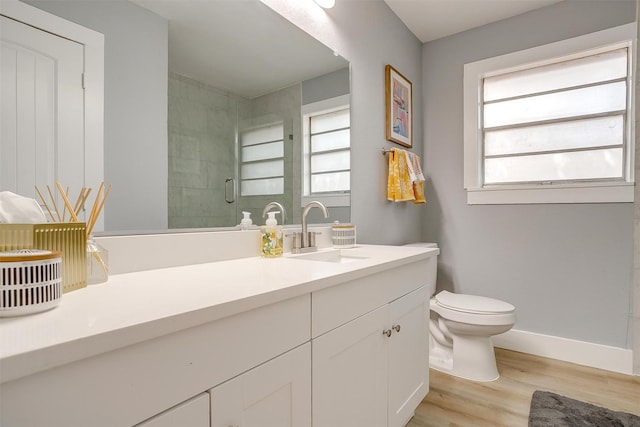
[385,64,412,148]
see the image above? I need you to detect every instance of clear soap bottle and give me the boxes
[260,211,283,257]
[239,211,252,230]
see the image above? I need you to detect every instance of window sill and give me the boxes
[466,182,634,205]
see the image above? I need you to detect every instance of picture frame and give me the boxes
[385,64,413,148]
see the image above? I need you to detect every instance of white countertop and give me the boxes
[0,244,437,383]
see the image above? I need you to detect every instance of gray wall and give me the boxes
[422,0,635,348]
[23,0,168,232]
[302,67,350,105]
[264,0,425,245]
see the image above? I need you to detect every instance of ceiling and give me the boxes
[383,0,563,43]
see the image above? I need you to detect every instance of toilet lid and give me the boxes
[435,291,515,315]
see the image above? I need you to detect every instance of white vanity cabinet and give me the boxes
[0,245,439,427]
[209,343,311,427]
[311,258,432,427]
[137,393,210,427]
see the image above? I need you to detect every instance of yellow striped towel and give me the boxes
[387,148,416,202]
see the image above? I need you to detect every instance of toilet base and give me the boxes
[429,334,500,382]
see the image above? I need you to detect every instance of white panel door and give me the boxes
[136,393,209,427]
[387,286,430,427]
[312,305,389,427]
[1,15,84,214]
[210,343,311,427]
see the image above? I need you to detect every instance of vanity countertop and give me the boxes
[0,244,438,384]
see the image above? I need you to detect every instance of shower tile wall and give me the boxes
[168,73,240,228]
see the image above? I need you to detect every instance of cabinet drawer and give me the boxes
[312,257,433,338]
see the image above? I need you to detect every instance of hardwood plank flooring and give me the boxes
[407,348,640,427]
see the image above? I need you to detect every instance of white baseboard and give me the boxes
[492,329,634,375]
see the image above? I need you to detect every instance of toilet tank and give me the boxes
[403,242,438,296]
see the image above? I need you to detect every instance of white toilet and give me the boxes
[405,243,516,382]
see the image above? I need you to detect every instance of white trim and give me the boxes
[302,94,350,116]
[1,0,105,229]
[463,23,636,205]
[492,329,634,375]
[301,193,349,207]
[467,182,634,204]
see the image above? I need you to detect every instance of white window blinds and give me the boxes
[240,123,284,196]
[481,47,628,185]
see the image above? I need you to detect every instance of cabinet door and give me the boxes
[312,305,389,427]
[209,343,311,427]
[387,286,429,427]
[136,393,209,427]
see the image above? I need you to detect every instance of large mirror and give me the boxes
[135,0,351,230]
[17,0,350,232]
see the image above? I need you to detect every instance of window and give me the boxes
[302,95,350,206]
[240,123,284,196]
[464,23,635,204]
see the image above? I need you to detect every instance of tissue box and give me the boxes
[0,223,87,293]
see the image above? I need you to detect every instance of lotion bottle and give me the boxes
[260,211,283,257]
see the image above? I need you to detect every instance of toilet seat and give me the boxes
[431,291,516,326]
[435,291,515,315]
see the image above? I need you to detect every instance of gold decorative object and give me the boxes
[0,223,86,293]
[1,181,111,293]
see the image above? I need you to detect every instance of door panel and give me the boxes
[1,15,84,216]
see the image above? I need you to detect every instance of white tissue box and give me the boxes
[0,223,87,293]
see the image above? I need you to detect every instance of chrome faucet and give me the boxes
[300,201,329,250]
[262,202,287,224]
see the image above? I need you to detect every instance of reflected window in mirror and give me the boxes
[302,94,351,207]
[240,123,285,196]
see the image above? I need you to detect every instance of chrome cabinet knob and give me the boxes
[392,324,401,333]
[383,329,392,337]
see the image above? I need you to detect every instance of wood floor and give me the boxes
[407,348,640,427]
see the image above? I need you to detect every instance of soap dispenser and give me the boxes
[240,211,252,230]
[260,211,283,257]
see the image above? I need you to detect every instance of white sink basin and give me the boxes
[288,249,369,264]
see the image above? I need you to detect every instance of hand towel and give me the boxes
[387,148,415,202]
[405,151,426,204]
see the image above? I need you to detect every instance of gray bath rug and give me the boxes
[528,390,640,427]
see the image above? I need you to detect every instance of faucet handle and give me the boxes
[287,232,303,251]
[308,231,322,248]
